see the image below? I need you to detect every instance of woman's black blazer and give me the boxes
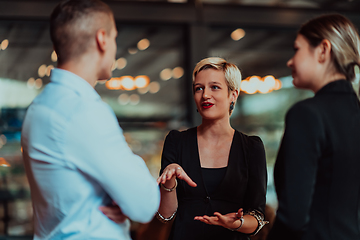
[268,80,360,240]
[160,127,267,240]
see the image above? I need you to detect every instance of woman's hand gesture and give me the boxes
[157,163,197,188]
[194,208,244,230]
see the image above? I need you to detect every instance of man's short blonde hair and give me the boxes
[192,57,242,94]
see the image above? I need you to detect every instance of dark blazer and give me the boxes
[160,127,267,240]
[268,80,360,240]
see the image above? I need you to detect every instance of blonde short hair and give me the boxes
[299,14,360,81]
[192,57,242,94]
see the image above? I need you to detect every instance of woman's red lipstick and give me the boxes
[202,102,214,109]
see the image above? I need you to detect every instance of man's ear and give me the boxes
[317,39,332,63]
[96,28,107,52]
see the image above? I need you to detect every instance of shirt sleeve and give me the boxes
[64,100,160,223]
[243,136,267,215]
[160,130,180,175]
[268,102,325,239]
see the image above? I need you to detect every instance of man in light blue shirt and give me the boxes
[21,1,160,239]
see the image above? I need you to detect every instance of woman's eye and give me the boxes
[212,85,220,90]
[195,86,203,91]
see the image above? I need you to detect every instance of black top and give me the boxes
[268,80,360,240]
[201,167,227,195]
[160,127,267,240]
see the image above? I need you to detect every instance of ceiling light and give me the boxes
[27,77,35,89]
[128,48,138,55]
[129,94,140,105]
[246,76,261,94]
[134,75,150,88]
[149,81,160,93]
[111,60,117,71]
[263,75,276,91]
[274,79,282,90]
[172,67,184,79]
[160,68,172,81]
[46,65,54,77]
[1,39,9,50]
[121,76,136,91]
[137,38,150,51]
[231,28,245,41]
[35,78,43,89]
[258,82,271,94]
[51,51,57,62]
[118,93,129,105]
[116,58,127,70]
[137,86,149,94]
[105,78,122,90]
[38,64,47,77]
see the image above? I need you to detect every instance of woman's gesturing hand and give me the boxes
[157,163,197,188]
[194,208,244,230]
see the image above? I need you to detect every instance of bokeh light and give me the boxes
[172,67,184,79]
[138,86,149,94]
[137,38,150,51]
[51,51,58,62]
[38,64,47,78]
[46,65,54,77]
[149,81,160,93]
[1,39,9,50]
[27,77,35,89]
[116,58,127,70]
[160,68,172,81]
[129,94,140,105]
[118,93,129,105]
[128,48,138,55]
[121,76,136,91]
[35,78,43,89]
[134,75,150,88]
[240,75,281,94]
[231,28,245,41]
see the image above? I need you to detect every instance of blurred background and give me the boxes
[0,0,359,239]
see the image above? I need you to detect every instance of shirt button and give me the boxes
[204,196,210,203]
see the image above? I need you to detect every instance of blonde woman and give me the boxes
[157,57,268,240]
[268,14,360,240]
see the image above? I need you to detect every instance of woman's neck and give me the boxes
[198,118,234,139]
[312,65,347,93]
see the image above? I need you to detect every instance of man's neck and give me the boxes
[57,55,99,87]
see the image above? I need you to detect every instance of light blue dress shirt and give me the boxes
[21,68,160,240]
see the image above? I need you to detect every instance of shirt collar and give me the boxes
[316,79,354,96]
[50,68,101,100]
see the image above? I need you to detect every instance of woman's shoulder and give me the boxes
[165,127,196,141]
[235,131,266,167]
[235,130,263,146]
[286,98,324,124]
[288,97,322,115]
[167,127,196,136]
[234,131,265,157]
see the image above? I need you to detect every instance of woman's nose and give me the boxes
[202,88,209,98]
